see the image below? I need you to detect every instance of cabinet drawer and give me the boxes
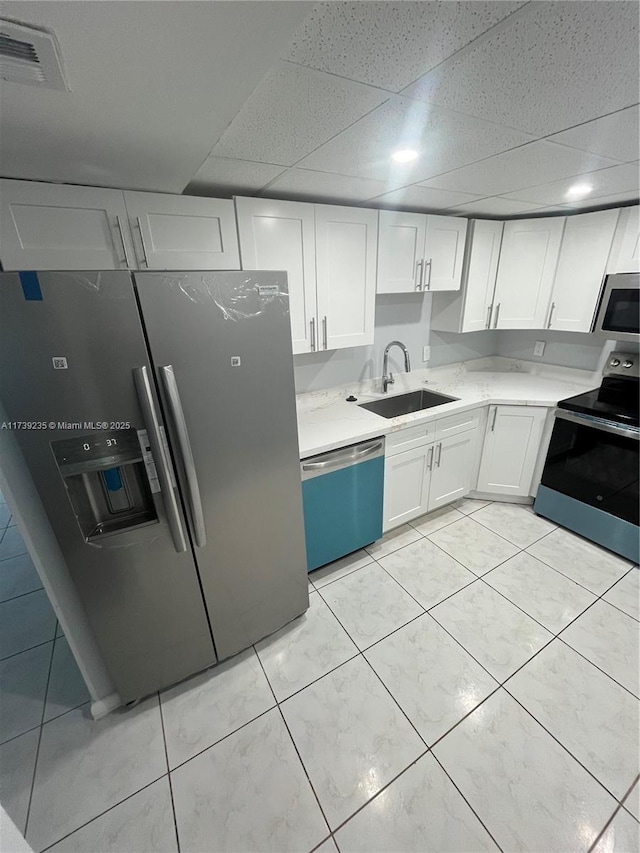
[385,421,436,456]
[434,409,480,440]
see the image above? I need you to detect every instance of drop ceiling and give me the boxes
[1,1,639,217]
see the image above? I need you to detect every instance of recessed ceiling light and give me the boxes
[565,183,593,199]
[391,149,419,164]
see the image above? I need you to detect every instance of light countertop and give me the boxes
[296,357,600,459]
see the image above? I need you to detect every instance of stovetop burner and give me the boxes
[557,350,639,428]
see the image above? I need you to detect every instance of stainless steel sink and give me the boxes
[358,389,459,419]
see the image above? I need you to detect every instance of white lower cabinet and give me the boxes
[383,410,479,532]
[476,405,547,497]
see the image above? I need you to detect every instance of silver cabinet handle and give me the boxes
[490,406,498,431]
[136,216,150,268]
[416,259,424,291]
[115,216,131,267]
[547,301,556,329]
[493,303,501,328]
[310,318,316,352]
[424,258,432,290]
[322,316,328,350]
[160,365,206,548]
[427,446,434,471]
[132,366,187,553]
[435,441,442,467]
[486,305,493,330]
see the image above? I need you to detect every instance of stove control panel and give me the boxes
[604,351,639,379]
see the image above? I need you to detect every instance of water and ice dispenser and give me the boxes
[52,429,159,542]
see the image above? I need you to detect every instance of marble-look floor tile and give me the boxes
[453,498,492,515]
[315,839,339,852]
[591,807,640,853]
[623,779,639,820]
[604,567,640,622]
[364,524,422,560]
[0,643,51,743]
[160,647,274,768]
[43,637,90,723]
[472,502,556,548]
[431,582,552,682]
[365,614,497,746]
[0,504,11,529]
[255,591,358,702]
[561,601,640,697]
[319,564,423,650]
[434,689,619,852]
[0,527,27,562]
[506,641,639,799]
[409,505,465,537]
[171,708,327,853]
[0,728,39,834]
[335,752,498,853]
[378,538,476,610]
[27,697,166,851]
[428,517,519,576]
[527,528,632,595]
[0,552,43,603]
[47,777,178,853]
[281,656,425,829]
[309,549,373,589]
[0,589,57,660]
[484,551,596,634]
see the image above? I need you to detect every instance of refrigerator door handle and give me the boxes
[160,365,207,548]
[132,366,187,553]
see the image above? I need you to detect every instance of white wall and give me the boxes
[493,329,611,371]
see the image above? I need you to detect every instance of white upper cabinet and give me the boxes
[235,197,316,354]
[0,179,134,270]
[123,191,239,270]
[315,204,378,350]
[547,208,620,332]
[491,217,565,329]
[607,205,640,272]
[376,211,426,293]
[430,219,504,333]
[376,211,467,293]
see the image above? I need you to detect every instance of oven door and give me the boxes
[541,410,639,524]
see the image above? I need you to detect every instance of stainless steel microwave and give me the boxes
[592,273,640,342]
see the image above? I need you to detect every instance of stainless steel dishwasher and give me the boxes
[301,437,384,571]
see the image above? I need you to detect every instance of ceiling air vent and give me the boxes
[0,19,68,90]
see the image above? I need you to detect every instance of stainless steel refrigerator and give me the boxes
[0,270,309,702]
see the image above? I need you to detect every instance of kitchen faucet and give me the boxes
[382,340,411,393]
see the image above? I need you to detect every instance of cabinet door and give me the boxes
[549,208,620,332]
[607,205,640,273]
[315,204,378,350]
[476,406,547,496]
[424,215,468,291]
[124,191,240,270]
[376,210,427,293]
[0,179,134,270]
[235,197,317,354]
[493,218,565,328]
[428,430,478,510]
[383,443,432,531]
[460,219,503,332]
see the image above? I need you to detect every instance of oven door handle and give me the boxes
[555,409,640,441]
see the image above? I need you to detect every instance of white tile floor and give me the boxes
[1,495,639,852]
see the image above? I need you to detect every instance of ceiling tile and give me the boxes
[260,168,388,204]
[559,192,640,212]
[297,97,534,187]
[185,157,286,197]
[209,62,388,167]
[284,1,525,92]
[447,197,546,217]
[502,163,640,206]
[403,2,640,136]
[547,105,640,163]
[418,141,621,197]
[363,184,483,211]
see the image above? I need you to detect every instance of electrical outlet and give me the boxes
[422,345,431,362]
[534,340,546,357]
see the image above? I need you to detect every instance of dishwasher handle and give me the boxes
[301,439,384,480]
